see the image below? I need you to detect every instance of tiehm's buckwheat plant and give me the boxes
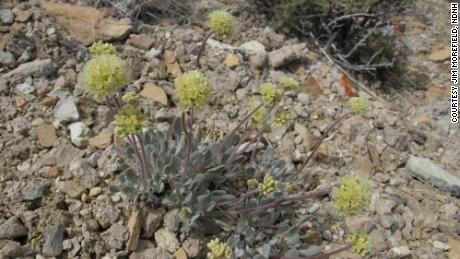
[196,9,235,68]
[80,11,375,258]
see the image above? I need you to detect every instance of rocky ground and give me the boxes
[0,0,459,258]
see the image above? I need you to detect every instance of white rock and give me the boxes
[154,229,179,253]
[0,9,14,24]
[16,82,35,95]
[239,40,266,55]
[297,93,310,105]
[0,51,15,65]
[3,59,54,79]
[145,47,162,61]
[269,43,307,68]
[406,155,460,196]
[54,96,80,122]
[433,241,450,251]
[207,38,236,51]
[0,77,8,93]
[391,246,411,257]
[68,122,90,147]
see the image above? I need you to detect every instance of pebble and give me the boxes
[224,54,240,68]
[42,224,65,257]
[369,228,387,252]
[0,77,8,93]
[249,53,268,69]
[126,209,142,251]
[208,67,241,92]
[68,122,90,147]
[268,43,306,68]
[345,216,372,233]
[81,193,88,203]
[406,155,460,196]
[102,224,129,250]
[239,40,266,55]
[391,246,412,257]
[54,96,80,122]
[142,208,163,238]
[0,51,15,66]
[380,215,394,229]
[11,116,30,136]
[183,238,203,258]
[174,248,188,259]
[0,240,28,258]
[374,197,397,215]
[154,228,179,253]
[89,187,103,197]
[374,172,390,183]
[433,240,450,251]
[163,209,180,232]
[13,9,32,22]
[16,81,35,95]
[3,59,54,79]
[89,128,113,149]
[130,247,173,259]
[144,47,162,61]
[389,176,407,186]
[62,239,73,251]
[402,194,438,229]
[297,93,310,105]
[293,103,309,118]
[0,9,14,24]
[21,182,45,200]
[111,192,122,203]
[0,216,28,239]
[56,180,86,198]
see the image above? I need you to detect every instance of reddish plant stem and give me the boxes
[249,128,265,162]
[230,188,331,215]
[182,111,194,173]
[106,95,149,190]
[204,103,264,167]
[291,112,351,179]
[249,104,275,161]
[224,131,250,167]
[136,132,151,181]
[196,31,214,68]
[131,134,148,190]
[270,244,352,259]
[113,95,122,109]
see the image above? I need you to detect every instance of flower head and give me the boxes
[249,101,268,129]
[259,175,279,195]
[279,76,299,91]
[349,96,368,117]
[346,231,372,257]
[332,175,371,216]
[272,110,289,127]
[122,91,139,104]
[113,105,147,138]
[260,83,282,104]
[178,207,189,222]
[81,54,129,101]
[89,41,117,56]
[207,238,232,259]
[175,70,213,110]
[207,10,235,38]
[247,179,259,190]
